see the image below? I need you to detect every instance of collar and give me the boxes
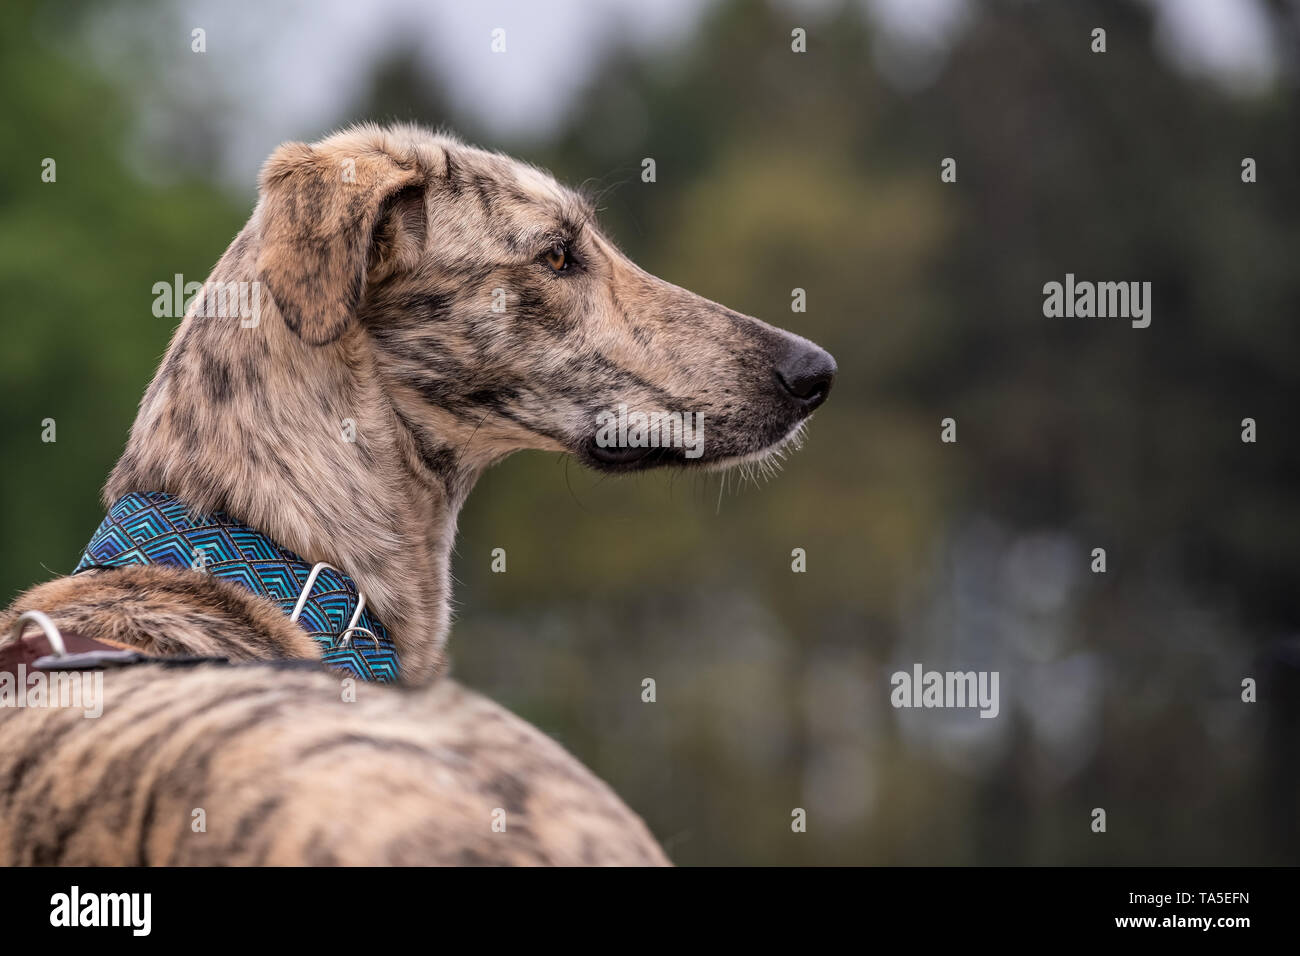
[74,491,400,683]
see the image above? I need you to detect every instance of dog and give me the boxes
[0,124,835,865]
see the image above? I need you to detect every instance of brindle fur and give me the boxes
[0,664,665,865]
[0,124,832,866]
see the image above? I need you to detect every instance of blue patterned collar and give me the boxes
[74,491,400,683]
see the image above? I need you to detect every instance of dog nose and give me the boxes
[775,342,836,410]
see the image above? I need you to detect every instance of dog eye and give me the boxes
[544,242,569,273]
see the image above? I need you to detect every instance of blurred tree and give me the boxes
[0,0,244,602]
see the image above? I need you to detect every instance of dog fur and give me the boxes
[0,124,833,866]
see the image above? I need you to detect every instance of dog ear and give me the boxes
[256,142,427,346]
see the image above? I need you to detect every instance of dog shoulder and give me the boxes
[2,566,321,662]
[0,664,669,866]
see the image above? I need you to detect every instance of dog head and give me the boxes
[257,124,835,475]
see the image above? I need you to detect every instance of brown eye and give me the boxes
[544,242,568,272]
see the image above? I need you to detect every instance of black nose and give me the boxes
[775,342,836,410]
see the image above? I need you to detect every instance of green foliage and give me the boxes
[0,0,245,598]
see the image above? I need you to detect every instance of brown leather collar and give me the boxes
[0,629,141,681]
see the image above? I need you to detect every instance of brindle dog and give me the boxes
[0,124,834,865]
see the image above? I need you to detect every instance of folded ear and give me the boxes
[256,142,427,345]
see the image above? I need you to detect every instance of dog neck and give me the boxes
[104,223,479,683]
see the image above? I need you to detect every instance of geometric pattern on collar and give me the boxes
[74,491,400,683]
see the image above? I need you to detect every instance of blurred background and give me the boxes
[2,0,1297,864]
